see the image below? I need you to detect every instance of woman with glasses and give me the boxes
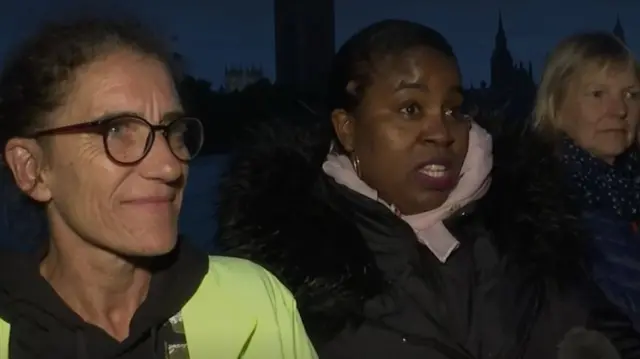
[0,18,316,359]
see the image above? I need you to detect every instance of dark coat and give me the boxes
[580,200,640,330]
[216,122,640,359]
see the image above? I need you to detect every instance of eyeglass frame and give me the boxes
[27,113,204,165]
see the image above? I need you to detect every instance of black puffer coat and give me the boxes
[217,121,640,359]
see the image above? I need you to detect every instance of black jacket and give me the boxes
[0,239,208,359]
[217,122,640,359]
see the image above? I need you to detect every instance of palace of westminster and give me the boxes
[224,0,628,109]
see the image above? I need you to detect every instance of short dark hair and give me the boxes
[0,17,176,152]
[327,19,457,113]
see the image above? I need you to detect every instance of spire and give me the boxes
[495,10,507,48]
[528,61,533,79]
[613,14,625,43]
[490,10,514,91]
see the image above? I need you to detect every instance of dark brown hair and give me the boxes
[0,17,176,151]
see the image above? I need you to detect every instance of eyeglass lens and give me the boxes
[105,117,203,164]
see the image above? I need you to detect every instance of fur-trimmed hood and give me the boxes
[216,120,588,343]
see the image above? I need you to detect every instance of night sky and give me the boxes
[0,0,638,87]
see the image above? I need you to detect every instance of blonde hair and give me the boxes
[533,32,637,139]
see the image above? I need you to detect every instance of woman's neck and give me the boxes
[40,237,151,341]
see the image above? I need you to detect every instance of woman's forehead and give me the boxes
[369,66,460,98]
[62,53,179,121]
[575,60,638,86]
[374,48,456,71]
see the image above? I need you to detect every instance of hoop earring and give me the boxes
[329,141,337,154]
[350,152,362,178]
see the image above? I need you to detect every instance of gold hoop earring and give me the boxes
[350,152,362,178]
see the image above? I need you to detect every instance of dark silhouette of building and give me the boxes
[613,15,626,43]
[224,66,264,92]
[490,11,535,94]
[274,0,335,94]
[472,11,537,122]
[490,12,514,93]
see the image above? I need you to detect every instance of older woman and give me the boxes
[218,20,640,358]
[534,32,640,329]
[0,18,316,359]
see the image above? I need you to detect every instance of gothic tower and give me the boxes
[274,0,335,93]
[490,11,515,92]
[613,15,626,43]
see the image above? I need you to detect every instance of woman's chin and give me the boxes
[397,190,451,215]
[106,234,178,258]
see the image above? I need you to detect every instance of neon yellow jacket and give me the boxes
[0,256,318,359]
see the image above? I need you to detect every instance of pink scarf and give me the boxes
[322,122,493,262]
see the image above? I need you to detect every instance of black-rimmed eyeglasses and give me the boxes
[29,115,204,165]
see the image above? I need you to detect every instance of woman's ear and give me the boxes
[331,108,355,153]
[331,80,362,153]
[3,138,52,202]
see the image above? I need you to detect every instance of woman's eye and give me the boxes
[107,124,127,137]
[106,117,141,138]
[591,90,604,98]
[108,125,123,134]
[445,107,469,121]
[625,90,640,99]
[400,103,421,117]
